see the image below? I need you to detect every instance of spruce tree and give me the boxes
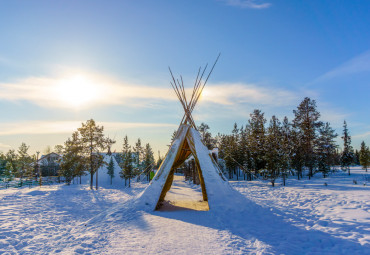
[280,116,292,185]
[133,138,143,169]
[120,135,131,186]
[231,123,240,179]
[143,143,155,175]
[198,123,216,150]
[238,125,251,180]
[122,150,134,187]
[316,122,338,178]
[354,150,360,165]
[248,109,267,176]
[359,141,369,172]
[107,157,115,185]
[340,120,354,175]
[293,97,323,179]
[264,116,283,186]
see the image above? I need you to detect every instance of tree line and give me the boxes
[58,119,156,189]
[205,97,369,186]
[0,143,37,185]
[0,119,157,189]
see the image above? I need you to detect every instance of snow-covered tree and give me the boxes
[293,97,323,179]
[133,138,143,168]
[359,141,370,172]
[143,143,155,173]
[107,157,115,185]
[198,123,216,150]
[264,116,283,186]
[248,109,267,175]
[280,116,293,185]
[340,120,354,175]
[120,135,133,186]
[316,122,338,178]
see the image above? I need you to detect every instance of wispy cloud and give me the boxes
[0,121,176,136]
[319,109,349,129]
[201,83,300,106]
[0,74,177,109]
[315,50,370,82]
[220,0,271,9]
[0,73,304,110]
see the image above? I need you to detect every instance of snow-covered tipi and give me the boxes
[136,55,239,211]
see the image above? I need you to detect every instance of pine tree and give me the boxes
[264,116,283,186]
[316,122,338,178]
[17,143,33,181]
[354,150,360,165]
[248,109,267,176]
[5,149,18,177]
[293,97,323,179]
[4,162,13,181]
[280,116,292,185]
[0,152,6,177]
[122,150,135,187]
[78,119,115,189]
[59,132,82,184]
[340,120,354,175]
[156,155,163,169]
[107,157,115,185]
[231,123,240,179]
[143,143,155,174]
[133,138,143,169]
[217,134,234,178]
[198,123,216,150]
[238,125,250,180]
[359,141,369,172]
[120,135,131,186]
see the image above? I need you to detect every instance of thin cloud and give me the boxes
[353,131,370,139]
[221,0,271,9]
[0,74,303,109]
[319,109,349,129]
[0,74,177,109]
[201,83,300,107]
[0,121,177,136]
[314,50,370,82]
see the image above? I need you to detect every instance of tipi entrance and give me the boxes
[157,173,209,211]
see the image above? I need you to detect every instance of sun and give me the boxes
[55,75,100,108]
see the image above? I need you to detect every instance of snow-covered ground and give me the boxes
[0,167,369,254]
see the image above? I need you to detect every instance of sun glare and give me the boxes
[55,75,100,108]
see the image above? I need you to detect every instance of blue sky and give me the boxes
[1,0,370,156]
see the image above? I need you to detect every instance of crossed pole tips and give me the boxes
[169,53,221,130]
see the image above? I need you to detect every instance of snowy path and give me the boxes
[0,168,369,254]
